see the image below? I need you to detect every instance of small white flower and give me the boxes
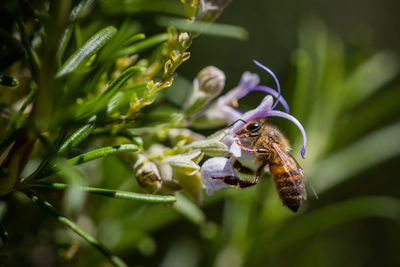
[201,157,233,195]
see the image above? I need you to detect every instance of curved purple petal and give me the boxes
[220,104,243,124]
[219,72,259,105]
[231,95,273,133]
[266,110,307,159]
[249,85,290,113]
[253,60,281,110]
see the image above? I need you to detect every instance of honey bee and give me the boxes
[212,119,315,212]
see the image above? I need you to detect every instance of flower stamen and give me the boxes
[253,60,282,110]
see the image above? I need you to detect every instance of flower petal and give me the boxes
[200,157,233,195]
[266,110,307,158]
[249,85,290,113]
[229,141,242,158]
[219,71,259,105]
[231,95,273,133]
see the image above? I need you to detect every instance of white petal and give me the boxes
[200,157,233,195]
[230,141,242,158]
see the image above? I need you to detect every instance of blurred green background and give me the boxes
[1,0,400,266]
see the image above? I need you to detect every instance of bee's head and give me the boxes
[236,120,264,138]
[245,121,262,133]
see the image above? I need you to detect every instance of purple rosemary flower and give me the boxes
[199,60,308,195]
[217,60,307,158]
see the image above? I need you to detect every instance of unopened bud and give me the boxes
[178,32,191,49]
[187,130,229,156]
[133,155,162,193]
[165,150,203,176]
[184,66,225,116]
[197,66,225,95]
[169,128,205,146]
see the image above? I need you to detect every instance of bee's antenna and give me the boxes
[253,60,281,110]
[226,119,247,129]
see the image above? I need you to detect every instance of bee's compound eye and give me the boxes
[246,121,262,132]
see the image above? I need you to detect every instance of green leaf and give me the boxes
[251,196,400,260]
[58,117,96,154]
[99,0,183,16]
[335,87,400,144]
[343,51,398,108]
[56,0,94,65]
[34,144,139,180]
[115,33,169,58]
[310,121,400,192]
[30,182,176,204]
[76,65,146,118]
[56,26,117,78]
[156,16,248,40]
[96,21,141,63]
[67,144,139,166]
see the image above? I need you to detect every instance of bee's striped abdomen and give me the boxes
[269,162,306,212]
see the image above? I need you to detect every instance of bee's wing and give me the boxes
[290,155,318,200]
[270,143,318,200]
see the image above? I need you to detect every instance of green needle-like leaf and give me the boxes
[30,182,176,203]
[28,144,139,181]
[311,121,400,192]
[116,33,169,58]
[68,144,139,166]
[156,16,248,40]
[56,26,117,78]
[251,196,400,262]
[76,65,145,118]
[58,117,96,154]
[343,51,398,108]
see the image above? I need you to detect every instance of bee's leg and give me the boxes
[235,139,269,154]
[233,160,254,174]
[211,165,265,188]
[211,175,257,188]
[253,165,264,184]
[235,138,255,152]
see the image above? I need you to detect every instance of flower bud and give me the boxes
[168,128,205,146]
[178,32,191,49]
[164,150,204,203]
[187,130,229,156]
[133,155,162,194]
[184,66,225,116]
[165,150,203,176]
